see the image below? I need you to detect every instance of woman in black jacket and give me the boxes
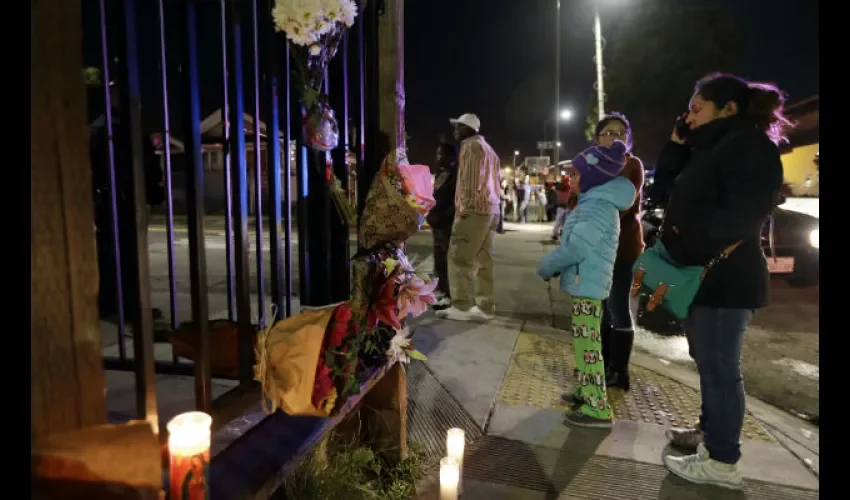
[427,142,458,309]
[650,73,789,490]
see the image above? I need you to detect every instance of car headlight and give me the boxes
[809,229,819,248]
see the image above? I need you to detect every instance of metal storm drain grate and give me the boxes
[407,359,483,464]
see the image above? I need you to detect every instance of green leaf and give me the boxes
[407,350,427,361]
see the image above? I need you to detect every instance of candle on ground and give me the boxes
[446,428,465,494]
[439,456,460,500]
[167,411,212,500]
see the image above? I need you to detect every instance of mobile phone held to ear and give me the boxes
[674,112,691,140]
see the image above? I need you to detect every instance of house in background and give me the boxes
[780,95,818,197]
[155,109,297,215]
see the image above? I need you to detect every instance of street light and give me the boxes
[560,108,574,121]
[513,150,520,169]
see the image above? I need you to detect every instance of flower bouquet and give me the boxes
[356,248,435,372]
[254,280,431,417]
[255,301,366,417]
[273,0,359,224]
[358,148,436,250]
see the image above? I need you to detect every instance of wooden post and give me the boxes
[31,0,107,438]
[378,0,405,153]
[362,362,409,462]
[370,0,409,463]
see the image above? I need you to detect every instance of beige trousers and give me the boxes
[448,213,499,312]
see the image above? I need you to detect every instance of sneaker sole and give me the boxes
[663,459,743,490]
[436,313,481,322]
[661,447,743,491]
[564,417,614,430]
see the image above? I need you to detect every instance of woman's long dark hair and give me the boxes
[694,73,793,145]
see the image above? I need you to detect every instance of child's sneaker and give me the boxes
[564,411,614,429]
[560,392,584,406]
[663,443,743,490]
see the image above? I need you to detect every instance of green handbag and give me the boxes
[631,240,740,320]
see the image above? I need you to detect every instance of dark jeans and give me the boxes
[432,226,451,297]
[602,263,634,329]
[684,305,753,464]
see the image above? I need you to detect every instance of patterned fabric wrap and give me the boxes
[358,149,431,249]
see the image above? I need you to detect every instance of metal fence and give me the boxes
[91,0,378,425]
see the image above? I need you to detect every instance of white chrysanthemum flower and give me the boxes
[339,0,357,27]
[309,44,322,56]
[320,0,342,24]
[273,0,355,45]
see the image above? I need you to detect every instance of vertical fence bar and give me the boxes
[343,34,350,155]
[295,136,310,305]
[156,0,179,339]
[328,36,350,303]
[360,0,381,218]
[250,0,266,328]
[358,12,366,168]
[181,0,212,413]
[264,0,285,323]
[97,0,127,359]
[283,42,294,318]
[220,0,237,321]
[225,0,256,385]
[121,0,158,429]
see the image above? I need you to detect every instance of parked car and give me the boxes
[635,175,818,335]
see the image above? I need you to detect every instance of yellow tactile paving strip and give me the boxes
[498,332,773,441]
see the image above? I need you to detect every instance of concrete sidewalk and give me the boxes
[410,231,819,498]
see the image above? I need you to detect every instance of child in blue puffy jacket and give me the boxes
[537,140,636,428]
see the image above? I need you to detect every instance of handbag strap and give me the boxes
[701,240,742,279]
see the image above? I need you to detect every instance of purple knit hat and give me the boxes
[572,140,628,192]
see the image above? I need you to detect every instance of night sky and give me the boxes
[405,0,819,165]
[82,0,818,168]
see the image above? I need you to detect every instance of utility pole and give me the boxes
[594,9,605,120]
[554,0,560,173]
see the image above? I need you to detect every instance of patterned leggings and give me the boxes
[571,296,614,420]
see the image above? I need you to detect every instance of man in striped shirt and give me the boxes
[436,113,501,321]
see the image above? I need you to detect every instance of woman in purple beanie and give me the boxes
[536,140,637,428]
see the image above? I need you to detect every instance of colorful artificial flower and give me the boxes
[312,359,336,412]
[398,272,438,319]
[386,328,427,364]
[382,257,399,276]
[328,302,353,348]
[367,268,401,330]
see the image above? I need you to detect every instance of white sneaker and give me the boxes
[433,296,451,308]
[435,306,474,321]
[663,443,743,490]
[469,306,495,320]
[436,306,493,321]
